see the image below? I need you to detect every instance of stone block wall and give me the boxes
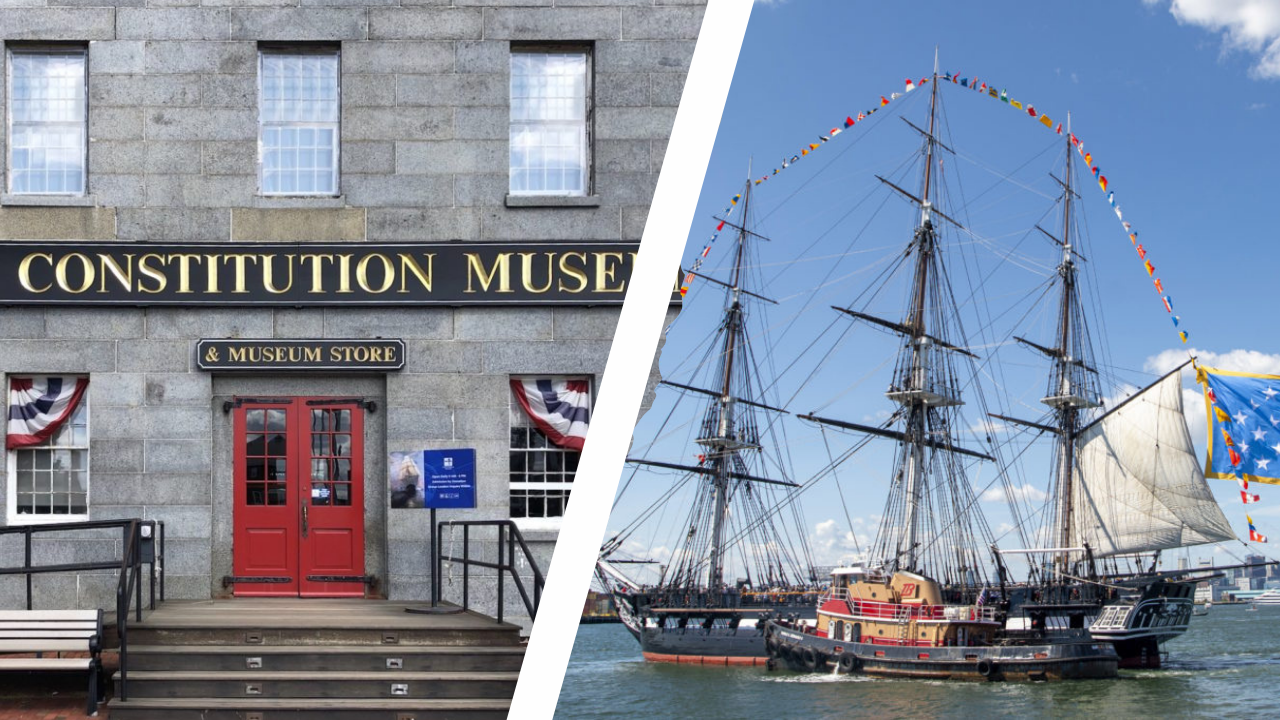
[0,0,702,622]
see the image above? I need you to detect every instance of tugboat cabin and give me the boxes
[815,568,1000,648]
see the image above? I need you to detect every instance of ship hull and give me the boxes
[639,627,771,666]
[1088,578,1197,669]
[613,589,817,664]
[765,621,1118,681]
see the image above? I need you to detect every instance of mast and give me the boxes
[705,170,753,589]
[897,56,945,572]
[1040,113,1099,573]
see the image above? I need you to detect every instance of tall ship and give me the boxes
[599,175,822,665]
[605,57,1244,674]
[763,65,1118,681]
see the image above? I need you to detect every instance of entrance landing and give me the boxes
[136,598,508,630]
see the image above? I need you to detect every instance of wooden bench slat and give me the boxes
[0,617,99,627]
[0,639,92,652]
[0,630,97,639]
[0,658,93,671]
[0,611,98,621]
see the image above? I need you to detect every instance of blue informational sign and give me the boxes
[421,448,477,509]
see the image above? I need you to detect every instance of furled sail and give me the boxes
[1071,371,1235,556]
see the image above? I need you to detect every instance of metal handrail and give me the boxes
[435,520,543,624]
[0,518,165,701]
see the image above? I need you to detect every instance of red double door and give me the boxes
[232,398,366,597]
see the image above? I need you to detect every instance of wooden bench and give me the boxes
[0,609,105,716]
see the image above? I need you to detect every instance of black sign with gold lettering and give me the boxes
[197,339,406,371]
[0,242,666,306]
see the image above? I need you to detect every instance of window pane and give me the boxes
[259,51,339,196]
[509,51,588,196]
[8,51,86,195]
[508,376,588,520]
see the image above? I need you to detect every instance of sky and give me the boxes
[607,0,1280,586]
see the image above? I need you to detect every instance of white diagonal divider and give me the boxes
[509,1,755,716]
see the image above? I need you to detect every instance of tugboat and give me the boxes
[763,63,1117,681]
[766,567,1117,680]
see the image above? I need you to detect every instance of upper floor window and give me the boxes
[259,48,339,196]
[6,376,90,524]
[6,47,87,195]
[509,49,590,197]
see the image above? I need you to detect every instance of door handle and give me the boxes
[301,502,309,538]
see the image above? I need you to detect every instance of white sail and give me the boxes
[1071,372,1235,556]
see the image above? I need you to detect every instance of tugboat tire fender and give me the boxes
[801,647,820,671]
[837,653,857,673]
[976,658,996,678]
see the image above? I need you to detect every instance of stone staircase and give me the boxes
[107,599,522,720]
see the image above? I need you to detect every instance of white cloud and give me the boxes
[980,483,1047,504]
[1143,347,1280,444]
[1145,0,1280,79]
[1145,347,1280,376]
[808,518,871,567]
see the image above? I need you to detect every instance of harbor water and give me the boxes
[556,605,1280,718]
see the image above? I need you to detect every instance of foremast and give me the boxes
[700,176,759,589]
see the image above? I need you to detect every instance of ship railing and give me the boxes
[939,604,999,623]
[818,587,849,605]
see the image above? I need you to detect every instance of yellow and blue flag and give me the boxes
[1204,365,1280,485]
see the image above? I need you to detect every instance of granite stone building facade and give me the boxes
[0,1,700,626]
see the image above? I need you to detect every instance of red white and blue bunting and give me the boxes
[509,378,592,452]
[6,377,89,450]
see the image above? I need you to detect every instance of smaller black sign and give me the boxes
[197,339,405,372]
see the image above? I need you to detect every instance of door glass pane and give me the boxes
[334,483,350,505]
[334,410,350,431]
[246,434,264,456]
[247,409,265,431]
[268,458,287,480]
[333,434,350,456]
[267,432,287,456]
[267,409,286,432]
[267,485,287,505]
[312,434,330,456]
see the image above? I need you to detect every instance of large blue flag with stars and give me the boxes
[1203,366,1280,485]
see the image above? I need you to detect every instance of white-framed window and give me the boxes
[6,46,88,195]
[258,47,340,196]
[6,390,89,524]
[508,376,590,530]
[509,48,590,197]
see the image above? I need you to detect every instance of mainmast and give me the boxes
[897,59,945,571]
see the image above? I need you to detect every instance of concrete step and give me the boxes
[126,624,521,647]
[126,644,525,672]
[113,669,519,700]
[107,697,510,720]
